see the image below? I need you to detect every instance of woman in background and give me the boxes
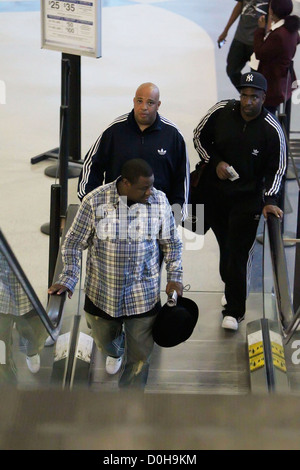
[254,0,300,138]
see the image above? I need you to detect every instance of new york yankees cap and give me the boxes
[238,72,268,93]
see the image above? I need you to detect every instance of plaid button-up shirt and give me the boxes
[0,254,33,316]
[58,179,183,317]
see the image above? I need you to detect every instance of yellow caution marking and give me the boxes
[249,341,264,358]
[248,332,264,373]
[272,353,287,373]
[248,330,287,374]
[271,341,284,359]
[271,340,287,372]
[249,353,265,372]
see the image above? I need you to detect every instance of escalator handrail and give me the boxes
[0,204,79,342]
[45,204,79,342]
[266,214,296,342]
[0,228,59,340]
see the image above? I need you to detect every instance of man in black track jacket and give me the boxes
[78,82,190,221]
[193,71,286,331]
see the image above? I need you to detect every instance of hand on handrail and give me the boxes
[48,283,72,299]
[262,204,284,219]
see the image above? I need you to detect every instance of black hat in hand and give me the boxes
[152,296,199,348]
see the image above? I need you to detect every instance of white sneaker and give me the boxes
[221,295,227,307]
[45,335,55,347]
[222,316,238,331]
[26,354,40,373]
[106,355,123,375]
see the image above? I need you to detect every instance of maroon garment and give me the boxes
[254,25,299,107]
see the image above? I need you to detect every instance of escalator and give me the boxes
[1,205,300,450]
[0,228,59,388]
[1,202,299,396]
[0,215,255,393]
[0,205,79,390]
[68,216,299,396]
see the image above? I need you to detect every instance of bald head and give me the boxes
[133,82,161,131]
[135,82,160,100]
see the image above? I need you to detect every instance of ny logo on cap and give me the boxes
[246,73,254,82]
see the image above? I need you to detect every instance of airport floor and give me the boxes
[1,0,300,397]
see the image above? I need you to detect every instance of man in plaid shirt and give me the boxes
[49,159,183,389]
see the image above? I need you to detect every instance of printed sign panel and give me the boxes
[41,0,102,58]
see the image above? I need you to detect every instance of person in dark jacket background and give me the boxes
[77,82,190,221]
[193,72,286,331]
[218,0,269,90]
[254,0,300,137]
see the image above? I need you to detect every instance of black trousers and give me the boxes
[205,194,262,320]
[226,39,254,91]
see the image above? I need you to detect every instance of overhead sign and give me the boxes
[41,0,102,58]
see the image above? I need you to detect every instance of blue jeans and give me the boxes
[85,311,157,390]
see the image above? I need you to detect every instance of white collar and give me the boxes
[270,19,285,31]
[264,19,285,40]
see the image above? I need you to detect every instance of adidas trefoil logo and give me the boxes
[252,149,259,157]
[158,148,167,156]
